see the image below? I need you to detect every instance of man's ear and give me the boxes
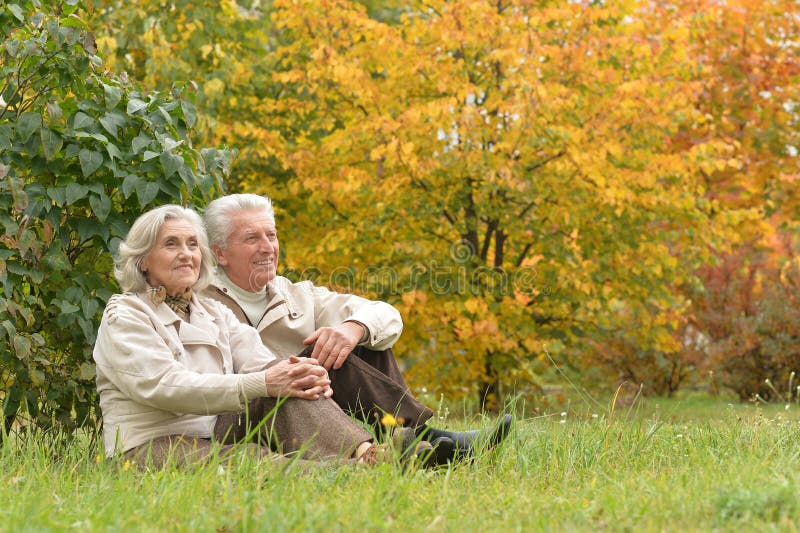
[212,245,227,266]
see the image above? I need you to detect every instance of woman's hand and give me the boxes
[264,355,333,400]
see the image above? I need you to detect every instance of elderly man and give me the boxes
[202,193,511,463]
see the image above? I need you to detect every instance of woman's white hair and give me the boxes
[114,204,216,293]
[204,193,275,249]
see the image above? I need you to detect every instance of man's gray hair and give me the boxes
[204,193,275,249]
[114,205,215,293]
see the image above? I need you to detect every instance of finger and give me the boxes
[323,385,334,399]
[310,330,334,360]
[290,388,320,400]
[314,342,337,369]
[290,376,318,390]
[288,355,301,363]
[332,347,351,370]
[287,363,320,378]
[291,373,330,389]
[302,330,321,346]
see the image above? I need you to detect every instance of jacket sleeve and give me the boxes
[306,282,404,351]
[93,299,267,415]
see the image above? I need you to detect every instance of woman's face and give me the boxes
[141,218,202,295]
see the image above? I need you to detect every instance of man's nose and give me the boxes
[258,236,274,252]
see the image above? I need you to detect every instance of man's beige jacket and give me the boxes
[205,276,404,358]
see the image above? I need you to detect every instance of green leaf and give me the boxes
[180,99,197,128]
[160,151,183,178]
[4,39,20,57]
[0,124,12,150]
[135,180,159,207]
[79,362,96,380]
[31,332,46,346]
[74,131,109,143]
[157,106,174,127]
[13,335,31,359]
[89,193,111,222]
[162,138,183,152]
[61,13,87,28]
[57,300,81,313]
[40,128,63,160]
[17,112,41,143]
[127,98,148,114]
[43,248,69,271]
[178,165,196,186]
[78,149,103,177]
[46,187,67,205]
[122,174,139,198]
[73,111,94,130]
[99,114,118,139]
[132,133,151,154]
[75,218,109,242]
[65,182,89,204]
[106,142,122,160]
[8,4,25,22]
[143,150,159,161]
[46,102,63,123]
[103,83,123,109]
[63,2,80,15]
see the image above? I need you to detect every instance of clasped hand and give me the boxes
[264,355,333,400]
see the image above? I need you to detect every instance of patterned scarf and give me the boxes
[148,286,193,320]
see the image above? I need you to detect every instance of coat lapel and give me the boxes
[180,296,219,346]
[258,280,304,329]
[143,291,219,347]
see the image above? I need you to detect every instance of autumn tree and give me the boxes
[250,0,738,408]
[673,0,800,397]
[83,0,798,405]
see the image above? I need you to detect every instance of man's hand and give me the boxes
[264,355,333,400]
[302,321,366,370]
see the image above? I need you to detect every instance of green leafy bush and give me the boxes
[0,0,234,439]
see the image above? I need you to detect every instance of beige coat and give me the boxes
[93,292,275,456]
[205,276,403,358]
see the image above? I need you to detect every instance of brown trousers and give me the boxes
[324,346,434,429]
[124,396,372,468]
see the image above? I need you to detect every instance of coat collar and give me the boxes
[208,274,304,327]
[136,291,219,345]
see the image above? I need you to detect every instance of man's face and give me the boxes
[213,209,279,292]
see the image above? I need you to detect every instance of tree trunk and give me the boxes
[479,357,500,412]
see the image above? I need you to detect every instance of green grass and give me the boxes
[4,396,800,532]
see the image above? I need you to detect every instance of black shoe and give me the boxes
[427,437,456,467]
[420,414,513,463]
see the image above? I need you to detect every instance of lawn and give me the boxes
[3,394,800,532]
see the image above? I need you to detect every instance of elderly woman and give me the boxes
[94,205,417,467]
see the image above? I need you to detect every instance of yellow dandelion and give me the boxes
[380,413,398,427]
[95,455,102,464]
[123,460,131,471]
